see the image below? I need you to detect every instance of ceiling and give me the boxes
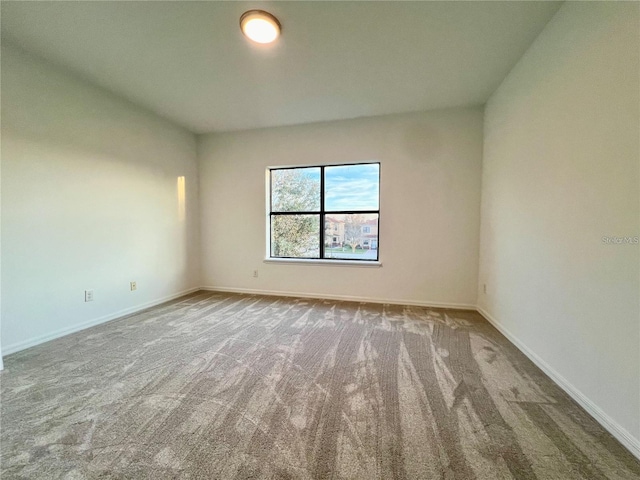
[1,1,562,133]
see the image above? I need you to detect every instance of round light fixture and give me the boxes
[240,10,281,44]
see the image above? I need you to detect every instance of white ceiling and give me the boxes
[1,1,562,133]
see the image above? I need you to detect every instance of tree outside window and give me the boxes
[269,163,379,261]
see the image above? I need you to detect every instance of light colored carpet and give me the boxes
[1,291,638,479]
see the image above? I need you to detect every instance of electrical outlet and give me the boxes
[483,283,488,295]
[130,281,137,291]
[85,290,94,302]
[253,270,259,278]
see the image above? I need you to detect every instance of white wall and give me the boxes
[199,109,483,307]
[478,2,639,455]
[1,44,200,354]
[0,97,3,369]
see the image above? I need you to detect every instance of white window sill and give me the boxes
[264,258,382,268]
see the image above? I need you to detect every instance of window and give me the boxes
[269,163,380,261]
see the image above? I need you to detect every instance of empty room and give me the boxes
[1,1,638,478]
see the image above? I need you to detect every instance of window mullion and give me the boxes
[320,166,325,259]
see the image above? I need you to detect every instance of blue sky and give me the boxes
[325,163,379,211]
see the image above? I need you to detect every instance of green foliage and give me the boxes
[271,215,319,257]
[271,169,320,212]
[271,169,320,257]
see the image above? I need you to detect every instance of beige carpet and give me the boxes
[1,291,638,479]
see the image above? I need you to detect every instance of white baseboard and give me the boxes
[477,306,640,461]
[2,287,201,357]
[201,285,477,310]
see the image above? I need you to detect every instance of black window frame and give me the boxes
[269,162,380,262]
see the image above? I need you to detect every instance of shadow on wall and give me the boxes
[403,120,442,161]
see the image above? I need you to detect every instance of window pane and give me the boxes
[325,163,379,211]
[324,214,379,260]
[271,167,321,212]
[271,214,320,258]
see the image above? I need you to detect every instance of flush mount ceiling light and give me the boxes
[240,10,281,44]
